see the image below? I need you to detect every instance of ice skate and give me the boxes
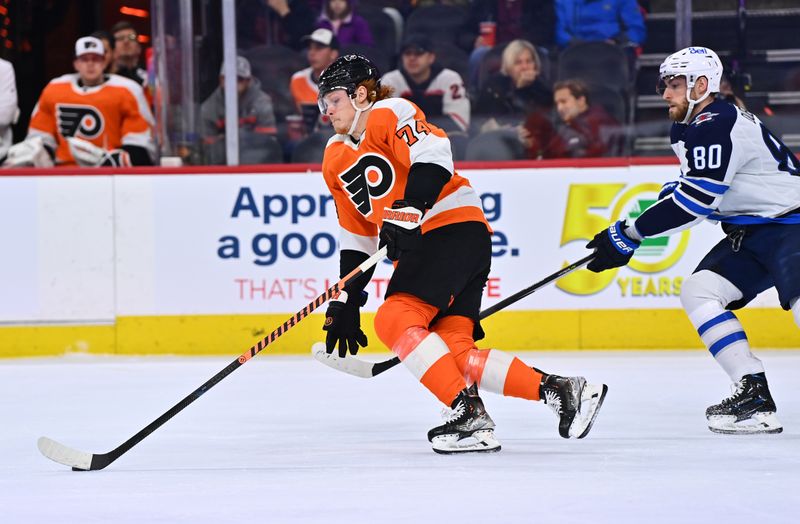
[540,373,608,439]
[427,387,501,454]
[706,373,783,434]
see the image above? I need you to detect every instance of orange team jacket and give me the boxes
[322,97,489,257]
[28,73,155,166]
[290,67,319,110]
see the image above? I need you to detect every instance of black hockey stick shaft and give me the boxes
[361,254,595,376]
[49,247,387,471]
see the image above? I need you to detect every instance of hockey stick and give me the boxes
[313,253,595,378]
[37,246,388,471]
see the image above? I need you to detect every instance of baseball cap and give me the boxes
[401,35,434,54]
[75,36,105,58]
[302,28,340,50]
[220,56,252,79]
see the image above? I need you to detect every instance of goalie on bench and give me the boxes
[317,54,608,454]
[587,46,795,435]
[3,36,154,168]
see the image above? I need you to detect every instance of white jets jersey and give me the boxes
[380,66,470,132]
[633,99,800,238]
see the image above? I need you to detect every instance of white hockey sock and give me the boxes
[465,349,513,394]
[687,302,763,381]
[681,271,764,381]
[791,296,800,328]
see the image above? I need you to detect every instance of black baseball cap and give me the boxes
[401,35,434,54]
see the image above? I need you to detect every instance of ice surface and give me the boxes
[2,350,798,523]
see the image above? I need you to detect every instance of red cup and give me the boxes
[479,21,496,47]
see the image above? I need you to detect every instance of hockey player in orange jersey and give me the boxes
[317,54,608,454]
[4,36,154,168]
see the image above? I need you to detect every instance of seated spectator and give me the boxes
[236,0,316,51]
[555,0,646,49]
[475,39,552,126]
[381,35,470,133]
[0,57,18,163]
[458,0,555,88]
[110,21,148,87]
[529,79,621,158]
[201,56,278,165]
[315,0,374,47]
[290,28,340,131]
[4,36,154,168]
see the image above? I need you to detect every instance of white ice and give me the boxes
[2,350,799,523]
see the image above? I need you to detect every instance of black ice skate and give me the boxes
[706,373,783,434]
[427,387,501,454]
[540,373,608,439]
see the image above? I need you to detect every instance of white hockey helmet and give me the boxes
[658,46,723,123]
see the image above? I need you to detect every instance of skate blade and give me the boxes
[431,430,501,454]
[707,412,783,435]
[569,383,609,439]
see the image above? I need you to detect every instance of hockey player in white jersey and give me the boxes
[586,46,796,435]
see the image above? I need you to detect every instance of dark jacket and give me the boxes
[476,73,553,120]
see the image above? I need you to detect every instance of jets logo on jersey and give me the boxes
[338,153,396,217]
[692,112,718,126]
[56,104,105,138]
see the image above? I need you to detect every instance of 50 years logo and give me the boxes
[557,183,690,296]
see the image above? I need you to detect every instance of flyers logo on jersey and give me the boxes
[56,104,105,138]
[338,153,395,217]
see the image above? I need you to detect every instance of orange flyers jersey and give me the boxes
[290,67,319,110]
[321,97,488,256]
[28,73,155,166]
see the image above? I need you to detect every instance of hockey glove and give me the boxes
[67,137,132,167]
[379,200,425,261]
[658,180,679,200]
[586,220,640,273]
[2,136,55,168]
[323,290,369,358]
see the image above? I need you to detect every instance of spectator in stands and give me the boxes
[315,0,374,47]
[532,79,621,158]
[201,56,278,165]
[0,57,19,163]
[91,30,116,74]
[475,39,552,126]
[290,28,340,130]
[3,36,154,168]
[459,1,555,89]
[555,0,646,49]
[381,35,470,134]
[236,0,316,50]
[111,21,147,87]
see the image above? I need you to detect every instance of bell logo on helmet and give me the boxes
[689,47,708,54]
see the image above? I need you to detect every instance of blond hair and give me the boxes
[500,39,540,77]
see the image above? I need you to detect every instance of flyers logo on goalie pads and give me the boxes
[338,153,396,217]
[56,104,104,138]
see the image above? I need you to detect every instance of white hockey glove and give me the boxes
[2,136,55,168]
[67,137,131,167]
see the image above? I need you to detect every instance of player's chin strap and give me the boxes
[347,96,374,136]
[681,75,714,124]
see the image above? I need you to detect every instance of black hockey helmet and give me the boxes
[317,54,381,111]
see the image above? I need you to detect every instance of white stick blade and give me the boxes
[37,436,93,470]
[311,342,374,378]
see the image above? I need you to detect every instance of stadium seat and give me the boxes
[558,42,630,92]
[587,83,628,125]
[464,129,524,161]
[405,5,468,45]
[243,45,306,121]
[358,5,399,59]
[432,41,469,83]
[241,135,284,164]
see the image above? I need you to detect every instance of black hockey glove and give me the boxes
[323,290,369,358]
[379,200,425,261]
[586,220,640,273]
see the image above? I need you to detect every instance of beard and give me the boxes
[669,100,689,122]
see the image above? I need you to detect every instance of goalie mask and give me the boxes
[317,54,381,135]
[657,46,723,124]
